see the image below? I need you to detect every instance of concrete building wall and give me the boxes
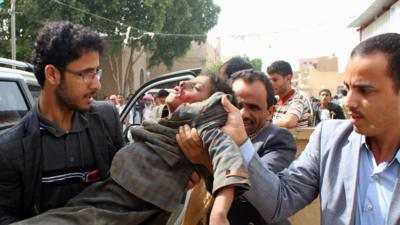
[294,56,343,98]
[149,40,220,78]
[298,56,338,72]
[361,10,391,40]
[351,0,400,41]
[98,47,149,99]
[98,40,220,99]
[294,69,344,98]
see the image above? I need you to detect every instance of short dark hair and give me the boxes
[200,72,237,106]
[267,60,293,77]
[319,89,331,96]
[219,58,253,79]
[157,89,170,98]
[351,33,400,92]
[230,69,276,108]
[32,21,104,87]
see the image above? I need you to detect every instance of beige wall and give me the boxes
[98,47,149,99]
[149,40,221,78]
[293,69,344,98]
[298,55,338,72]
[293,55,343,98]
[98,40,220,100]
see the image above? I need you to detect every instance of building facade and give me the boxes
[293,55,344,98]
[98,40,221,99]
[349,0,400,41]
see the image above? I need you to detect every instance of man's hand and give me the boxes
[186,171,201,190]
[177,125,213,173]
[221,95,248,145]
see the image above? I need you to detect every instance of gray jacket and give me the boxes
[244,120,400,225]
[229,124,296,225]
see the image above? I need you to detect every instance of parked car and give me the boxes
[0,58,39,133]
[120,68,201,141]
[0,58,40,101]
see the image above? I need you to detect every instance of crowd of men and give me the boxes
[0,21,399,225]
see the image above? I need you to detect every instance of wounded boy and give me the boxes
[13,73,249,225]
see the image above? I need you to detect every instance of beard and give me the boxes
[55,80,89,113]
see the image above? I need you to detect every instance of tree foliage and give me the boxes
[0,0,220,94]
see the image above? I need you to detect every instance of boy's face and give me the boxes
[268,73,291,97]
[319,91,331,105]
[166,75,213,112]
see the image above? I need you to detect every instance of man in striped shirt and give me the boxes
[267,60,311,128]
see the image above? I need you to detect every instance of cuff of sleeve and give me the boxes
[239,138,256,167]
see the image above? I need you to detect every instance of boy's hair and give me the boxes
[266,60,293,77]
[32,21,104,87]
[351,33,400,92]
[319,89,332,96]
[157,89,170,98]
[200,72,237,106]
[230,69,276,108]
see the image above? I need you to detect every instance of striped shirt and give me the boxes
[273,89,311,128]
[37,107,98,212]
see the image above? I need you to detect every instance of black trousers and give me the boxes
[13,177,171,225]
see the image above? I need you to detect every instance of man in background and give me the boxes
[267,60,311,128]
[155,89,169,105]
[312,88,345,126]
[219,57,253,79]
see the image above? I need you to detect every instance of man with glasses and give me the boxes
[0,21,125,224]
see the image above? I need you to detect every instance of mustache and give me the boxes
[84,91,97,98]
[347,107,364,117]
[243,117,253,125]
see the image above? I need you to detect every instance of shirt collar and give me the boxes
[36,104,88,137]
[361,136,400,165]
[277,89,295,105]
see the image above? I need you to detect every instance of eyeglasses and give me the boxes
[63,67,103,83]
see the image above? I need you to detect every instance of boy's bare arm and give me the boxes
[210,186,235,225]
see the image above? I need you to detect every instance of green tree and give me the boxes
[0,0,220,94]
[208,60,223,74]
[237,55,262,71]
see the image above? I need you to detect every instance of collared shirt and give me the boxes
[239,139,256,167]
[355,140,400,225]
[36,105,97,212]
[273,89,311,128]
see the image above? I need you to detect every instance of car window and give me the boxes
[28,84,41,102]
[0,81,29,130]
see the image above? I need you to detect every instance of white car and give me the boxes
[0,58,40,132]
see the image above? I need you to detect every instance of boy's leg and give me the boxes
[14,177,170,225]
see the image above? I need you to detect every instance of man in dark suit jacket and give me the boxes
[178,69,296,225]
[0,21,125,224]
